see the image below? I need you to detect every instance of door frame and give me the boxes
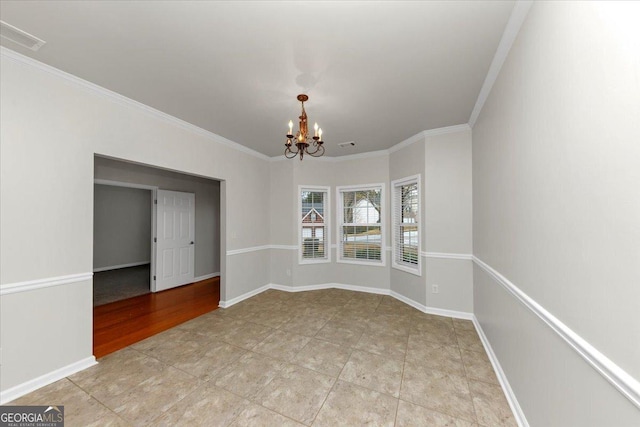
[93,179,158,291]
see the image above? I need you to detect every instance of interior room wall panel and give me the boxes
[472,2,640,425]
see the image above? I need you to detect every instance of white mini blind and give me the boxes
[337,185,384,264]
[392,176,421,275]
[300,187,329,262]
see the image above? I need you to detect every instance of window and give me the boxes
[337,184,385,265]
[299,186,330,263]
[392,175,421,275]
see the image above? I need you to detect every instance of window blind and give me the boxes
[338,186,383,264]
[392,176,421,275]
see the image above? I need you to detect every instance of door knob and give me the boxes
[190,241,194,245]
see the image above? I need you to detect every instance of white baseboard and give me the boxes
[0,356,97,405]
[93,261,150,273]
[271,283,390,296]
[221,282,473,321]
[219,284,271,308]
[472,316,529,427]
[194,272,220,282]
[390,291,474,320]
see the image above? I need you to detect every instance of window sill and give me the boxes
[392,262,422,276]
[337,259,386,267]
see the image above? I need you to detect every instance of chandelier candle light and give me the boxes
[285,94,325,160]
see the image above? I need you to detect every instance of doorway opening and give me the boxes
[93,155,223,357]
[93,182,154,306]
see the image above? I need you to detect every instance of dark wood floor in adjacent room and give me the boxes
[93,277,220,359]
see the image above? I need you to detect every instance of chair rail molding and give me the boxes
[473,256,640,409]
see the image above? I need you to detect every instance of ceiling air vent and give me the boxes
[337,141,356,148]
[0,21,46,51]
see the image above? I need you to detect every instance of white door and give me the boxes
[155,189,195,292]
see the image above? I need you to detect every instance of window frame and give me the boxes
[391,174,422,276]
[298,185,331,265]
[336,183,386,267]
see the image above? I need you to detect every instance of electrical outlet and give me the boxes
[432,284,439,294]
[286,269,291,277]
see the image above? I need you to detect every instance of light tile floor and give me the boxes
[8,289,517,426]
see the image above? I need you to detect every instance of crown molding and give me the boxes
[468,0,534,127]
[271,124,470,162]
[423,123,471,138]
[387,131,427,154]
[0,47,270,161]
[2,46,471,162]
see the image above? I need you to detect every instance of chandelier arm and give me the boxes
[305,142,324,155]
[307,146,325,157]
[285,149,299,159]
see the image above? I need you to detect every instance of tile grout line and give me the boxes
[394,311,413,426]
[454,321,482,425]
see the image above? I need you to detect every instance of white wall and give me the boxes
[93,184,152,270]
[473,2,640,425]
[0,50,271,396]
[267,129,473,316]
[388,130,474,314]
[0,46,474,401]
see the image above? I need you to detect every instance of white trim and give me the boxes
[270,245,298,251]
[93,261,150,273]
[269,124,470,162]
[390,291,474,320]
[2,47,471,162]
[1,47,270,161]
[0,356,97,405]
[468,1,533,127]
[226,245,271,256]
[270,149,389,163]
[221,282,474,322]
[225,245,298,256]
[194,272,220,282]
[388,124,471,154]
[422,123,472,138]
[332,150,390,162]
[0,273,93,296]
[391,174,422,276]
[388,132,425,154]
[472,315,529,427]
[298,185,331,265]
[271,283,390,296]
[219,284,271,308]
[421,252,473,260]
[94,179,158,191]
[473,256,640,409]
[336,183,386,266]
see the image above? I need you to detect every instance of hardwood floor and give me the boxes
[93,276,220,359]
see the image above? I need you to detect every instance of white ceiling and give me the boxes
[0,1,515,157]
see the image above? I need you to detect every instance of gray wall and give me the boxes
[472,2,640,425]
[1,50,271,394]
[94,156,221,278]
[93,184,151,270]
[268,128,473,315]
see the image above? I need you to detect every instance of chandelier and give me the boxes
[285,94,325,160]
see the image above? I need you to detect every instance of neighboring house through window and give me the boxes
[392,175,421,275]
[337,184,385,265]
[299,186,330,263]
